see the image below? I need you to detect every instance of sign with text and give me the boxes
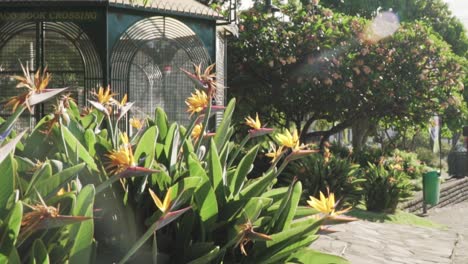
[0,11,98,21]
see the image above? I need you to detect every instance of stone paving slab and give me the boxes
[311,218,458,263]
[427,201,468,264]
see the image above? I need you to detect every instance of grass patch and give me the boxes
[348,208,446,229]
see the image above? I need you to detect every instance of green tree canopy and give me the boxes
[228,2,465,147]
[321,0,468,56]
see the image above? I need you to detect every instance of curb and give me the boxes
[399,177,468,213]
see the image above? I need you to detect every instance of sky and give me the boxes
[444,0,468,31]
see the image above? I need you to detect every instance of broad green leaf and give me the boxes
[134,126,158,166]
[84,129,97,156]
[33,163,85,199]
[0,130,26,165]
[0,155,16,211]
[272,182,302,232]
[60,126,98,172]
[187,246,220,264]
[183,242,215,262]
[118,207,191,264]
[238,170,275,200]
[32,239,50,264]
[219,141,233,168]
[0,106,25,138]
[22,116,56,158]
[24,162,52,197]
[8,248,20,264]
[229,145,259,197]
[294,206,318,219]
[14,156,35,174]
[286,249,349,264]
[155,107,169,141]
[170,177,202,202]
[188,154,208,179]
[261,187,289,202]
[0,201,22,260]
[69,185,95,264]
[194,180,219,231]
[213,98,235,152]
[150,170,172,191]
[189,155,218,229]
[259,235,318,264]
[240,197,273,223]
[253,217,322,261]
[182,133,195,166]
[208,139,225,205]
[164,124,179,174]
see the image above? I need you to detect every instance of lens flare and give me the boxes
[364,11,400,43]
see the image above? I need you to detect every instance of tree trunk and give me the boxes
[352,118,371,152]
[452,131,461,150]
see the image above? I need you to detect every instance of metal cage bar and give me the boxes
[110,16,211,125]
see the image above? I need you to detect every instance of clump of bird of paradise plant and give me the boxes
[0,64,94,263]
[1,63,358,263]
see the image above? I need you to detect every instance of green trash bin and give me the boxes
[423,171,440,206]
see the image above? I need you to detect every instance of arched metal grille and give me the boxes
[0,21,102,127]
[111,16,211,125]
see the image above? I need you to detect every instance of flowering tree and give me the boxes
[228,2,465,149]
[322,0,468,56]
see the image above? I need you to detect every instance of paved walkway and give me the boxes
[311,201,468,263]
[427,201,468,264]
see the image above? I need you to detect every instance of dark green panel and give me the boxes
[179,17,216,62]
[107,10,145,53]
[108,7,216,62]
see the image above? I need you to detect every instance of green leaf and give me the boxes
[84,129,97,157]
[253,217,323,261]
[33,163,85,199]
[164,124,179,174]
[134,126,158,167]
[241,197,272,223]
[8,248,20,264]
[272,181,302,232]
[155,107,169,141]
[60,126,98,172]
[287,249,349,264]
[294,206,318,219]
[0,154,16,212]
[0,201,22,260]
[69,185,95,264]
[32,239,50,264]
[0,106,25,138]
[24,162,52,197]
[194,180,219,232]
[208,139,225,206]
[213,98,235,152]
[0,130,26,165]
[14,156,35,174]
[183,242,215,261]
[238,170,275,200]
[229,145,259,197]
[261,187,288,201]
[259,235,318,264]
[118,207,191,264]
[187,246,221,264]
[189,155,219,229]
[219,141,233,169]
[170,177,202,197]
[188,154,208,179]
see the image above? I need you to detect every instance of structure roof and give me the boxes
[0,0,223,20]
